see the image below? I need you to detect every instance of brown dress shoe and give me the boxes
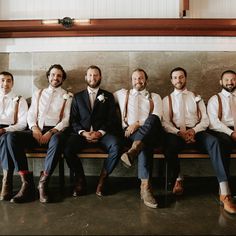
[38,171,50,203]
[173,179,184,195]
[96,169,108,197]
[73,175,86,197]
[0,169,13,201]
[220,195,236,214]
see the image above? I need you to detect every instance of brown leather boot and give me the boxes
[38,171,50,203]
[73,174,86,197]
[140,180,158,209]
[96,169,108,197]
[10,172,35,203]
[121,140,144,168]
[0,169,13,201]
[220,195,236,214]
[172,179,184,195]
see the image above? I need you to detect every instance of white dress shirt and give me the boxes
[114,88,163,129]
[162,89,209,134]
[27,85,72,131]
[207,89,236,136]
[0,91,28,132]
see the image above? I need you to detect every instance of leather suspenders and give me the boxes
[123,90,154,127]
[216,93,223,120]
[168,93,202,128]
[36,89,69,127]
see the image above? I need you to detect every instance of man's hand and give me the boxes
[125,121,140,137]
[40,131,52,145]
[178,128,196,144]
[82,131,102,143]
[32,126,43,144]
[231,131,236,142]
[185,129,196,143]
[0,128,6,136]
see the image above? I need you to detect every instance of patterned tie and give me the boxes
[229,94,236,131]
[179,93,186,131]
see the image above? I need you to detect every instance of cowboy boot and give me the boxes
[140,180,158,209]
[38,171,50,203]
[73,173,86,197]
[121,140,144,168]
[10,172,35,203]
[0,169,14,201]
[96,169,108,197]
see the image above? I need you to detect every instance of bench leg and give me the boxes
[59,157,64,187]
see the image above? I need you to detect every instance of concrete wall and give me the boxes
[1,51,236,177]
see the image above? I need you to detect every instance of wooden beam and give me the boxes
[1,18,236,38]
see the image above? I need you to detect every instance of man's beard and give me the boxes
[87,79,101,88]
[222,85,236,93]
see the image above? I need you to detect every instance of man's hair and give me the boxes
[0,71,14,81]
[132,68,148,80]
[170,67,187,78]
[220,70,236,80]
[46,64,67,80]
[86,65,102,77]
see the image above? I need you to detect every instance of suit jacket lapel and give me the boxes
[83,90,92,111]
[93,89,102,109]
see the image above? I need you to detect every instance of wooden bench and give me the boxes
[25,146,236,188]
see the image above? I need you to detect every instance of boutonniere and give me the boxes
[97,93,107,103]
[145,91,150,99]
[63,92,73,100]
[195,95,202,103]
[13,96,20,102]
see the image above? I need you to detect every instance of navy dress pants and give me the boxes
[163,131,229,183]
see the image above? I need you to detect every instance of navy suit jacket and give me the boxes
[70,88,120,135]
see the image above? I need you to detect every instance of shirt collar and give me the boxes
[0,91,15,99]
[173,88,188,96]
[48,85,62,92]
[87,87,99,94]
[221,89,233,98]
[130,88,148,96]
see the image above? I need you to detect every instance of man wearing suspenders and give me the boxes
[6,64,72,203]
[162,67,235,214]
[114,68,163,209]
[207,70,236,214]
[0,71,28,201]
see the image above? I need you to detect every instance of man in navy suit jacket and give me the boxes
[64,65,122,197]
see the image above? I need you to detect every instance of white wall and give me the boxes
[1,0,236,53]
[0,0,179,19]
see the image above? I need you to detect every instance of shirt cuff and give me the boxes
[98,130,106,136]
[78,130,85,135]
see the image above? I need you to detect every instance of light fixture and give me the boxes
[42,17,90,28]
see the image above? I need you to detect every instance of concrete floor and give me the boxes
[0,176,236,235]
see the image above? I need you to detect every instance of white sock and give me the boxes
[176,174,183,181]
[219,181,231,195]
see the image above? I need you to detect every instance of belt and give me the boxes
[0,124,9,129]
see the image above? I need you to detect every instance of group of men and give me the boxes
[0,64,236,215]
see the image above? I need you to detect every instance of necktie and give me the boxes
[179,93,186,131]
[90,91,96,109]
[229,94,236,131]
